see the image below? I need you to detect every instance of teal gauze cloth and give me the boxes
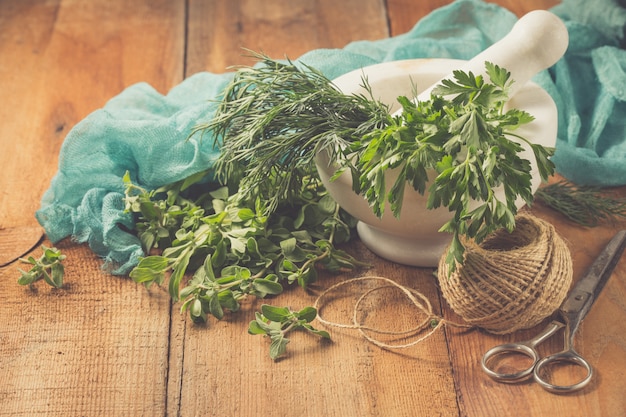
[35,0,626,274]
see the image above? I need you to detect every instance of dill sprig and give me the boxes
[193,52,390,214]
[535,180,626,227]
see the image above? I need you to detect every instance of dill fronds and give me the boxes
[193,52,391,214]
[535,180,626,227]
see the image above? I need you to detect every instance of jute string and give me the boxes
[313,213,573,349]
[438,213,573,334]
[313,275,472,350]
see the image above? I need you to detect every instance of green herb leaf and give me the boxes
[248,319,267,335]
[261,305,291,322]
[207,293,224,320]
[269,332,290,360]
[252,279,283,296]
[17,246,66,289]
[250,304,330,359]
[302,324,331,339]
[297,306,318,323]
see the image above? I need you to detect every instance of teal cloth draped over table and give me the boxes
[35,0,626,274]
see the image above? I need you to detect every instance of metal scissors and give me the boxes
[481,230,626,393]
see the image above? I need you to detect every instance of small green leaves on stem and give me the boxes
[18,245,66,288]
[179,255,283,323]
[123,169,363,324]
[248,304,330,360]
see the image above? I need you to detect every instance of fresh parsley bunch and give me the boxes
[351,62,555,270]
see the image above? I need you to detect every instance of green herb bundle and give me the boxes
[15,54,617,359]
[199,55,555,271]
[193,54,391,214]
[123,169,362,325]
[536,180,626,227]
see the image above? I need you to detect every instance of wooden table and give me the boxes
[1,1,625,416]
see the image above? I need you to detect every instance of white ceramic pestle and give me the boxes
[406,10,569,107]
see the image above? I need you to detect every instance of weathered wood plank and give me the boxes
[0,0,185,415]
[185,0,389,75]
[487,0,561,16]
[0,243,173,416]
[0,0,185,229]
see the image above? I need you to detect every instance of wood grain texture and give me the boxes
[2,0,626,416]
[0,0,184,415]
[185,0,389,74]
[0,242,173,416]
[0,226,43,266]
[0,0,184,229]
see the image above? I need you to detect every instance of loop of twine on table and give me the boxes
[313,214,571,347]
[313,276,472,350]
[437,213,573,335]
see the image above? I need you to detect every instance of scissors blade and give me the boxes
[560,230,626,322]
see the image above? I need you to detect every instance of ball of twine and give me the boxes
[437,213,573,334]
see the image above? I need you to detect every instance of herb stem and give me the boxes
[301,248,331,273]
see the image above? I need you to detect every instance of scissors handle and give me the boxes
[482,343,539,382]
[482,321,564,382]
[533,350,593,393]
